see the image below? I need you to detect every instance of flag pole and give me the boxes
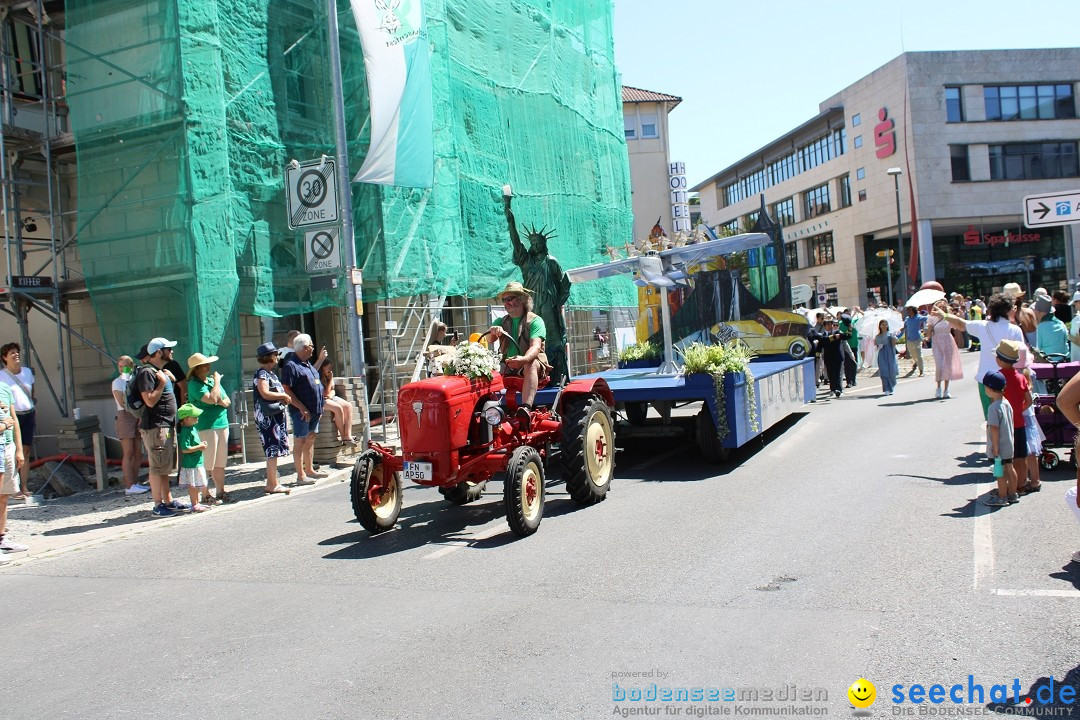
[327,0,370,444]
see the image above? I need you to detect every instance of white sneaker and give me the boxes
[944,390,951,399]
[125,483,150,495]
[1071,550,1080,563]
[935,387,942,399]
[0,536,28,553]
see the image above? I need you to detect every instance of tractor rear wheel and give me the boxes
[695,407,730,464]
[440,480,487,505]
[561,397,614,505]
[504,446,545,537]
[351,450,402,534]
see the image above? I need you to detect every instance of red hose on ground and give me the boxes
[29,454,149,470]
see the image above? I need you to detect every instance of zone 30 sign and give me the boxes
[285,158,339,229]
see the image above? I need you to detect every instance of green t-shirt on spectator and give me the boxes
[179,424,204,469]
[0,382,12,445]
[504,315,546,357]
[188,375,229,431]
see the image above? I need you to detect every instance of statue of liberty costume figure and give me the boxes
[504,189,571,385]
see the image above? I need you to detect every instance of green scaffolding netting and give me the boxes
[66,0,633,371]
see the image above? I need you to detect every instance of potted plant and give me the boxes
[617,341,662,369]
[680,342,759,439]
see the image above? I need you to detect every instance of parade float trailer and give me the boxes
[536,232,815,462]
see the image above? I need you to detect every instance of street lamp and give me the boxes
[886,167,906,305]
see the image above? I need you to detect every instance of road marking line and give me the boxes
[973,481,995,591]
[992,589,1080,597]
[421,523,505,560]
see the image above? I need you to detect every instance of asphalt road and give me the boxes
[4,352,1079,719]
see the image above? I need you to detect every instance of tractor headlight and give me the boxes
[483,406,505,426]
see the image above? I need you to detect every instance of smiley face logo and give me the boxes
[847,678,876,708]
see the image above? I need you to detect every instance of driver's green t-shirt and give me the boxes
[505,315,546,357]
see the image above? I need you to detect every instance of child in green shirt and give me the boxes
[177,403,210,513]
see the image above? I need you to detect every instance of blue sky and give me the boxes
[613,0,1079,187]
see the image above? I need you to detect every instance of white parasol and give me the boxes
[857,309,903,337]
[905,288,946,308]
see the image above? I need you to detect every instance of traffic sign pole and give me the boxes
[327,0,369,444]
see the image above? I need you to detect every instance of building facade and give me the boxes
[623,86,682,244]
[692,49,1080,308]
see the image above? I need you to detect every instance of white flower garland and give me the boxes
[443,341,500,380]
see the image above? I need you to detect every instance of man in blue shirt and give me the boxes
[903,307,926,376]
[280,333,325,485]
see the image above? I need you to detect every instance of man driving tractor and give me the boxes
[485,281,551,420]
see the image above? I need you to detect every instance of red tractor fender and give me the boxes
[557,376,614,412]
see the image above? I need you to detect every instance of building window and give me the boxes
[853,135,863,149]
[988,142,1079,180]
[950,145,970,182]
[722,127,847,206]
[808,232,835,266]
[624,114,636,140]
[856,167,865,180]
[640,113,658,138]
[984,84,1076,121]
[745,210,759,228]
[857,189,867,202]
[945,87,964,122]
[718,219,740,235]
[804,183,831,218]
[839,175,851,208]
[772,197,795,226]
[785,242,799,270]
[852,113,861,127]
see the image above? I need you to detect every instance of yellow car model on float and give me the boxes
[711,309,811,359]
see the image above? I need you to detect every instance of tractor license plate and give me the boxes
[403,461,433,482]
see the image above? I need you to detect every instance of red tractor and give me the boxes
[350,373,615,537]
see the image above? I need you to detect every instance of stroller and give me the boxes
[1031,355,1080,470]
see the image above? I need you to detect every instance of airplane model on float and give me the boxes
[565,232,772,374]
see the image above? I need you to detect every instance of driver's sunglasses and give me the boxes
[502,296,521,305]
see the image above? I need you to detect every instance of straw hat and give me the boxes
[497,281,533,302]
[1002,282,1025,299]
[995,339,1021,365]
[186,352,219,377]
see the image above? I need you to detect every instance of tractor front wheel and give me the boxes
[351,450,402,534]
[561,397,614,505]
[440,480,487,505]
[504,446,545,537]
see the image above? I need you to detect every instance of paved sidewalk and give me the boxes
[3,458,354,564]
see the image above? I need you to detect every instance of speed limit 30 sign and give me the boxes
[285,158,339,229]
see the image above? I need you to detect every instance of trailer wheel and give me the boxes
[504,446,544,537]
[788,338,809,360]
[1040,451,1060,472]
[624,401,649,426]
[351,450,402,534]
[696,407,730,464]
[440,480,487,505]
[561,397,614,505]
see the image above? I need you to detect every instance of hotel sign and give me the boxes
[669,162,691,233]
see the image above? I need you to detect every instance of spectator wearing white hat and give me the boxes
[136,337,188,517]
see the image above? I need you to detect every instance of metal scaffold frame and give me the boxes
[0,0,98,418]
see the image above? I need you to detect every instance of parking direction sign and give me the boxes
[286,158,339,229]
[305,227,341,273]
[1023,189,1080,228]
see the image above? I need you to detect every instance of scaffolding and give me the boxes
[0,0,80,418]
